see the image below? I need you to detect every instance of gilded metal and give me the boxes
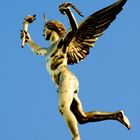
[21,1,130,139]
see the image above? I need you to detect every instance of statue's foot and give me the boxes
[116,110,131,130]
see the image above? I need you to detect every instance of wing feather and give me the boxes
[67,0,127,64]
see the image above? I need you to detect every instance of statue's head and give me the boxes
[43,14,66,40]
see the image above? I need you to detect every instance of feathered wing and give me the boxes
[66,0,127,65]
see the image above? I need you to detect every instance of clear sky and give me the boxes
[0,0,139,140]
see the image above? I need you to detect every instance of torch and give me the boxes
[21,15,36,48]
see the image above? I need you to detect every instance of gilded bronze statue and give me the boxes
[20,0,130,139]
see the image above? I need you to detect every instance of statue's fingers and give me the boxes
[23,29,27,34]
[25,34,29,41]
[20,29,24,39]
[59,9,66,15]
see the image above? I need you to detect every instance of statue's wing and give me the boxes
[67,0,127,65]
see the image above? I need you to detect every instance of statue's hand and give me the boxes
[20,30,31,43]
[59,2,71,15]
[59,2,84,17]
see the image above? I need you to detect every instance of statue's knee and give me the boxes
[76,116,87,124]
[59,103,69,115]
[73,111,87,124]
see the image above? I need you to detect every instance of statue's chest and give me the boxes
[45,43,67,86]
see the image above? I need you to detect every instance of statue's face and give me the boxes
[43,26,52,40]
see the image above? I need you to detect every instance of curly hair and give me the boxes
[45,20,66,37]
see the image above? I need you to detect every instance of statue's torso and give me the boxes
[45,40,68,87]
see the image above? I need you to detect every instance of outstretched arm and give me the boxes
[59,2,82,32]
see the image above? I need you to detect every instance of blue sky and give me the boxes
[0,0,139,140]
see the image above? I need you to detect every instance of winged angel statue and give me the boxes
[21,0,131,139]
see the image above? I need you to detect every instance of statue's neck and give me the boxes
[50,31,60,45]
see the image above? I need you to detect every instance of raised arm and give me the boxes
[59,2,83,32]
[21,30,47,56]
[20,15,47,56]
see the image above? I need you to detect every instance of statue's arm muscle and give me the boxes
[27,39,47,56]
[22,30,47,56]
[65,8,78,32]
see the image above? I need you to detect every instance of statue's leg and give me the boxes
[58,73,80,140]
[71,94,131,130]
